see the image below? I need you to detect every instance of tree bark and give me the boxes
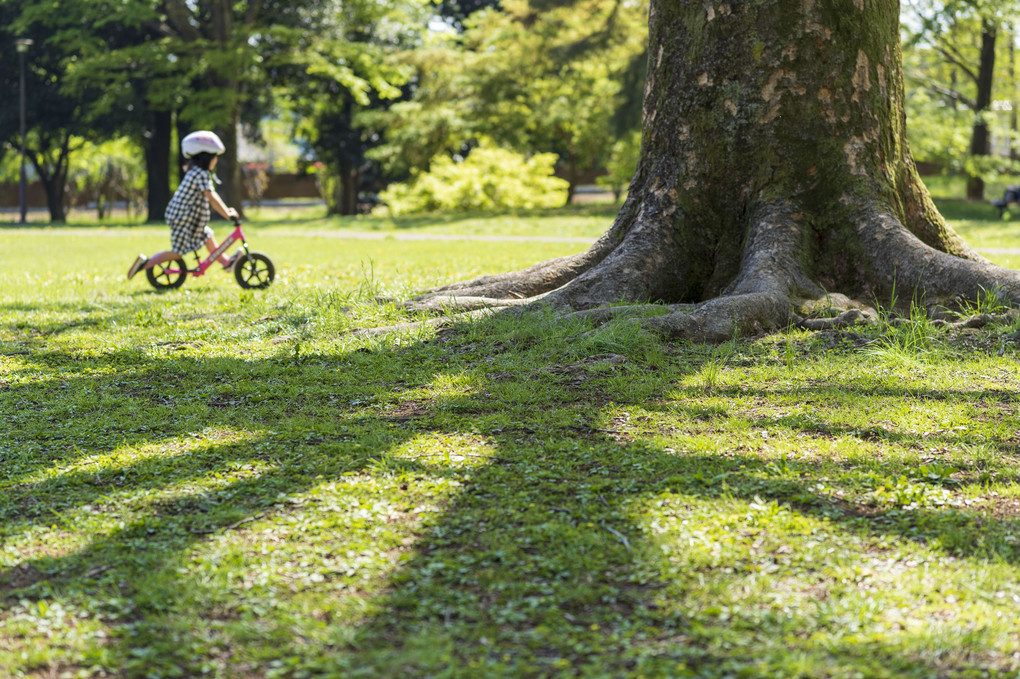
[42,180,67,223]
[564,152,578,205]
[406,0,1020,342]
[210,0,244,216]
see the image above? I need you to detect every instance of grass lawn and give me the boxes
[5,202,1020,677]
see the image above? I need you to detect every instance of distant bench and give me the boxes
[991,185,1020,219]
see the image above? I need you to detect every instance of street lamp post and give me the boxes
[16,39,33,225]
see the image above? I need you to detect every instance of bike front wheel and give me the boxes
[234,251,275,289]
[146,257,188,290]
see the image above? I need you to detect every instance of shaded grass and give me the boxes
[4,211,1020,677]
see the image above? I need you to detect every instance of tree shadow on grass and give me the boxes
[2,342,474,675]
[4,325,1020,676]
[310,428,1020,677]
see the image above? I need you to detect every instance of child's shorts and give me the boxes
[169,220,214,255]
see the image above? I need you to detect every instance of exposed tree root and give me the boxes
[853,202,1020,307]
[406,296,534,314]
[561,304,693,325]
[798,308,877,331]
[540,203,687,310]
[409,200,638,307]
[550,201,820,342]
[362,194,1020,344]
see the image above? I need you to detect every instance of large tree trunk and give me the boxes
[965,20,996,201]
[407,0,1020,343]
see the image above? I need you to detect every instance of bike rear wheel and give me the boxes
[234,251,275,289]
[146,258,188,290]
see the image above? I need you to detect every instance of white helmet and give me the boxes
[181,130,226,158]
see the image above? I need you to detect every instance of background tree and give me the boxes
[4,0,201,221]
[460,0,646,201]
[0,0,125,221]
[146,0,274,212]
[360,39,478,183]
[285,0,422,215]
[408,0,1020,343]
[62,14,187,221]
[5,0,351,221]
[367,0,647,200]
[903,0,1020,198]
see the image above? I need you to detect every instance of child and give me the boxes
[127,130,241,280]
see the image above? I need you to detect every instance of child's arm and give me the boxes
[204,189,239,221]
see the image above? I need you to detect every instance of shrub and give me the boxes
[378,146,569,215]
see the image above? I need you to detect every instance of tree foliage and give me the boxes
[2,0,365,220]
[0,0,129,221]
[0,0,657,223]
[285,0,424,215]
[903,0,1020,195]
[367,0,647,198]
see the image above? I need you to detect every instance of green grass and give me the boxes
[5,206,1020,677]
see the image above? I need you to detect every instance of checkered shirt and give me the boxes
[165,167,214,254]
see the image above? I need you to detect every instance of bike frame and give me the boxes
[171,220,249,278]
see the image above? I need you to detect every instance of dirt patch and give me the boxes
[384,399,432,422]
[978,496,1020,519]
[155,340,206,351]
[0,563,46,592]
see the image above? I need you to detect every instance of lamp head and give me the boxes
[15,39,33,54]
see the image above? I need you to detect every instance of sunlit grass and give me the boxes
[6,207,1020,676]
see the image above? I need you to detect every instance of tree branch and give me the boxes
[933,44,978,84]
[911,75,976,110]
[162,0,203,42]
[245,0,262,28]
[142,19,176,38]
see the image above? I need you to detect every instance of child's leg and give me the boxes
[145,250,184,269]
[128,249,184,279]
